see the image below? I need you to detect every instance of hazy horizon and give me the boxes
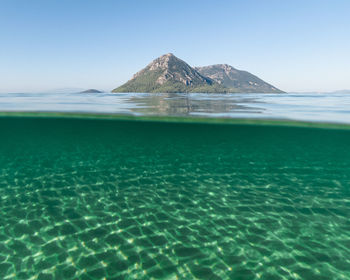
[1,0,349,93]
[2,87,350,95]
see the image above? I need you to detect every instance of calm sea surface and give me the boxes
[0,92,350,123]
[0,92,349,279]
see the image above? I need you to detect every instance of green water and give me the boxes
[1,115,350,279]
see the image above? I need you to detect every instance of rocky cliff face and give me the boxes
[132,53,213,86]
[112,54,283,93]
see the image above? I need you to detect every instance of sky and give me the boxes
[0,0,349,93]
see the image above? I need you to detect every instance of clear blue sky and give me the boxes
[1,0,349,92]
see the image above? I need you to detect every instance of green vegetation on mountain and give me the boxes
[112,53,283,93]
[114,70,230,93]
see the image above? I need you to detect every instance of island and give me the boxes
[112,53,283,93]
[80,89,103,93]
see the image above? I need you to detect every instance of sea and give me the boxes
[0,92,349,279]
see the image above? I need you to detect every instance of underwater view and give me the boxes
[0,110,350,279]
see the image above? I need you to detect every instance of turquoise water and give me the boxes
[0,115,350,279]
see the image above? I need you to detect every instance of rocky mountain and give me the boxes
[195,64,283,93]
[113,53,227,93]
[113,53,283,93]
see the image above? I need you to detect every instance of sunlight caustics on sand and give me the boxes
[0,115,349,279]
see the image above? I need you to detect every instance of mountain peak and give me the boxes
[162,53,175,58]
[199,64,238,75]
[128,54,213,89]
[146,53,183,72]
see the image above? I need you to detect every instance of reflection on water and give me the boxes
[1,92,350,123]
[127,93,260,116]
